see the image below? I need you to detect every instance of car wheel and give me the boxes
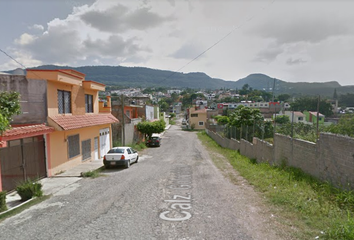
[125,160,130,168]
[136,156,139,163]
[104,164,110,169]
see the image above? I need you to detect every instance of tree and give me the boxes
[275,115,290,124]
[325,113,354,137]
[0,91,21,134]
[290,97,333,117]
[339,93,354,107]
[229,105,263,128]
[228,105,263,140]
[214,115,229,125]
[137,120,166,140]
[277,94,291,102]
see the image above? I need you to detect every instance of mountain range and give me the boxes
[4,65,354,97]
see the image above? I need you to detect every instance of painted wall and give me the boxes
[48,124,112,176]
[189,108,207,130]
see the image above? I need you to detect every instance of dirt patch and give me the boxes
[205,147,300,240]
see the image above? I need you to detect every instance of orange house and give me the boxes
[26,69,118,176]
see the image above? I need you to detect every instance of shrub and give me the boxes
[16,179,43,201]
[0,191,7,212]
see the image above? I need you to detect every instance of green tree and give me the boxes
[275,115,290,124]
[325,113,354,137]
[137,120,166,140]
[339,93,354,107]
[228,105,263,140]
[0,91,21,134]
[158,100,169,112]
[290,97,333,117]
[277,94,291,102]
[214,115,229,125]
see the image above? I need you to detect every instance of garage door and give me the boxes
[99,128,110,158]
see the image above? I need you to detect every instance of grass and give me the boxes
[197,131,354,240]
[127,142,147,151]
[80,168,105,178]
[0,195,50,222]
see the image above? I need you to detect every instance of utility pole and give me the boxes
[316,95,320,139]
[121,94,125,146]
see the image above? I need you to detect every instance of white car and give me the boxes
[103,147,139,169]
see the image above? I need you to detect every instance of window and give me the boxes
[298,117,303,121]
[81,139,91,161]
[191,114,198,117]
[198,121,204,126]
[58,90,71,114]
[68,134,80,159]
[85,94,93,113]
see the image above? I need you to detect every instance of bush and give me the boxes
[16,179,43,201]
[0,191,7,212]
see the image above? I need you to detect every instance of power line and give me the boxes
[158,0,276,84]
[0,48,27,69]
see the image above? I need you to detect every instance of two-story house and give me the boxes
[0,69,118,191]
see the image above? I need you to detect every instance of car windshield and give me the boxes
[108,148,124,154]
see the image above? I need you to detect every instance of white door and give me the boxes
[94,137,99,160]
[99,128,110,158]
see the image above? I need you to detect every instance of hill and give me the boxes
[4,65,354,96]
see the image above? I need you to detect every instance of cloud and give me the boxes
[247,2,354,45]
[14,33,36,46]
[22,25,83,64]
[29,24,44,31]
[286,58,307,65]
[253,46,283,63]
[169,43,205,60]
[83,35,142,58]
[80,4,174,33]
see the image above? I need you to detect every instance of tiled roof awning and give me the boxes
[0,124,55,141]
[49,114,119,131]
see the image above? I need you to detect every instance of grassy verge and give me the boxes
[127,142,147,151]
[198,131,354,240]
[0,195,50,222]
[81,167,105,178]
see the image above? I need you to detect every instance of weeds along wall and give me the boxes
[205,129,354,190]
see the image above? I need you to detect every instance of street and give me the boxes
[0,124,289,240]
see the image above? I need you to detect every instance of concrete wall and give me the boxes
[0,75,47,124]
[205,129,354,190]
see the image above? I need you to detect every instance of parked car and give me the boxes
[103,147,138,169]
[146,135,161,147]
[182,119,187,125]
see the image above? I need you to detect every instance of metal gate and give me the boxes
[0,136,46,191]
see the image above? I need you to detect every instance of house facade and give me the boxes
[303,111,325,124]
[189,107,207,130]
[0,69,119,191]
[26,69,119,176]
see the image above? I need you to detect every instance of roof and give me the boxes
[0,124,55,141]
[294,111,305,116]
[49,113,119,130]
[309,111,324,117]
[193,108,207,114]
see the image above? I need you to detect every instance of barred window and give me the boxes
[191,114,198,117]
[81,139,91,161]
[198,121,204,126]
[58,90,71,114]
[85,94,93,113]
[68,134,80,159]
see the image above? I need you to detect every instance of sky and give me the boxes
[1,0,354,86]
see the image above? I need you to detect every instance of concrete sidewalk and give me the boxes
[2,126,171,215]
[2,159,103,215]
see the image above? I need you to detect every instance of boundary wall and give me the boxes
[205,129,354,190]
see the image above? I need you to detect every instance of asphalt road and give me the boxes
[0,124,287,240]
